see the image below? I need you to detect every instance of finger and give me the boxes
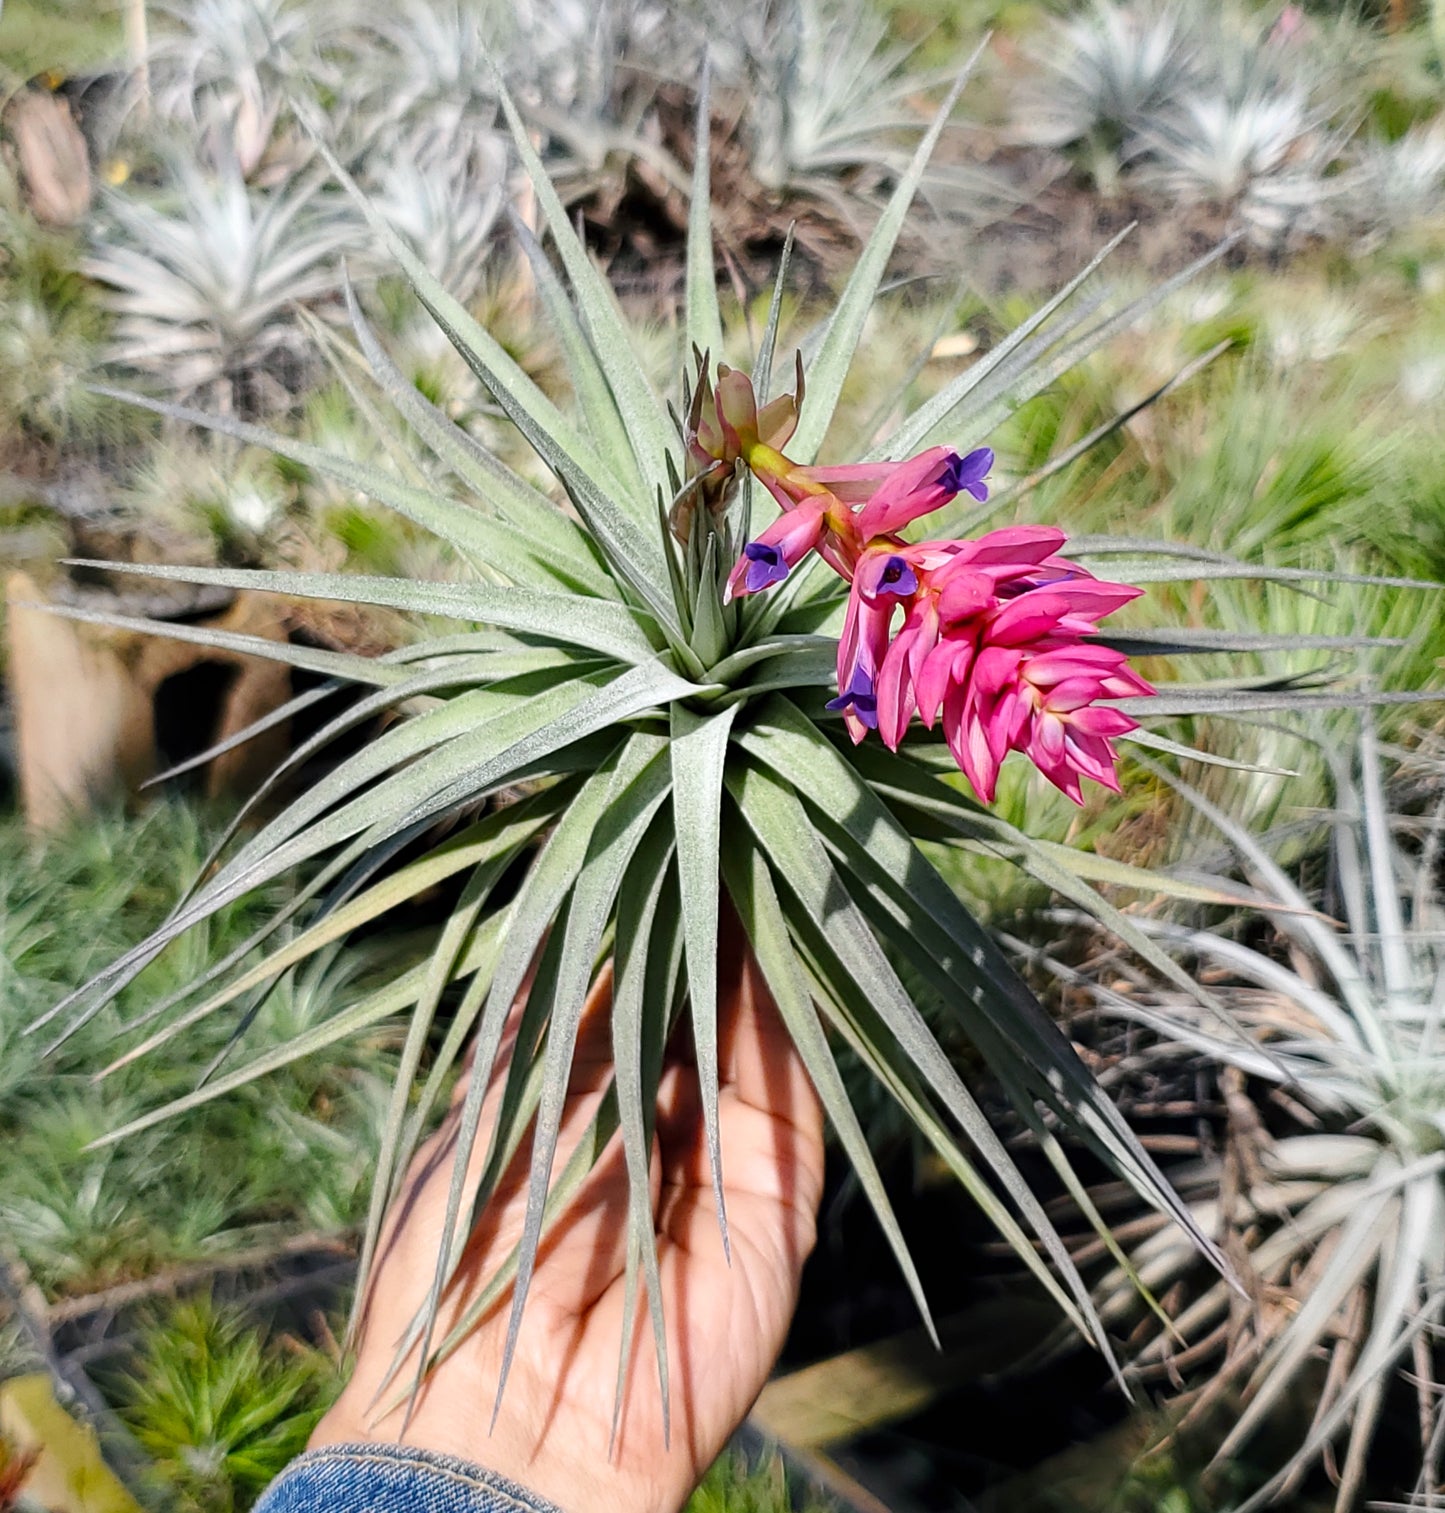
[371,961,621,1311]
[657,907,824,1174]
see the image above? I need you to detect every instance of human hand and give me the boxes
[312,916,826,1513]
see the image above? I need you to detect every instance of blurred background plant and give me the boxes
[1008,0,1444,250]
[0,163,130,465]
[1044,718,1445,1511]
[104,1295,339,1513]
[83,151,360,415]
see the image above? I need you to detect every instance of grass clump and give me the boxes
[106,1295,339,1513]
[686,1449,837,1513]
[0,802,401,1298]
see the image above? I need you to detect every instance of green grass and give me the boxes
[0,803,404,1297]
[0,0,124,82]
[105,1296,339,1513]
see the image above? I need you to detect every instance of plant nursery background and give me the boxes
[3,0,1445,1509]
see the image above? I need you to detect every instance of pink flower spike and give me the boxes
[987,591,1079,646]
[1068,705,1140,738]
[1025,644,1154,700]
[833,584,897,743]
[855,446,994,540]
[933,565,996,623]
[875,622,924,750]
[723,498,828,602]
[951,524,1065,569]
[915,636,975,728]
[687,358,803,471]
[944,676,1002,802]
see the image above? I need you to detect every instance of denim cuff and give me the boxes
[252,1441,566,1513]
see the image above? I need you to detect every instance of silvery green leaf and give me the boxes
[341,279,612,594]
[510,215,641,489]
[90,386,572,592]
[494,742,672,1410]
[670,702,739,1254]
[314,138,680,631]
[720,828,937,1343]
[493,76,674,509]
[609,823,679,1439]
[686,66,724,376]
[63,557,663,664]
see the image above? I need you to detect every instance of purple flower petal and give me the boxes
[743,541,790,592]
[876,554,919,597]
[942,446,993,503]
[826,666,879,729]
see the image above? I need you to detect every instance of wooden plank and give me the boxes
[751,1296,1058,1450]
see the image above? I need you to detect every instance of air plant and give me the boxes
[146,0,356,176]
[1056,719,1445,1511]
[360,141,507,306]
[1343,123,1445,245]
[0,288,114,453]
[0,172,124,455]
[119,436,294,547]
[738,0,1005,224]
[1012,0,1202,192]
[108,1295,337,1513]
[37,70,1427,1435]
[1014,0,1358,243]
[508,0,685,194]
[1139,73,1343,248]
[85,151,359,414]
[148,0,338,116]
[348,0,510,171]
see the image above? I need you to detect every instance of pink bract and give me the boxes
[710,367,1156,803]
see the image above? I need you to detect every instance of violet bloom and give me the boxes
[722,497,831,602]
[826,665,879,730]
[804,446,995,540]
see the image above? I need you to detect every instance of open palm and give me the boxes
[314,924,825,1513]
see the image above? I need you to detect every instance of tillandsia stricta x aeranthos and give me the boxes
[35,56,1430,1435]
[688,361,1152,805]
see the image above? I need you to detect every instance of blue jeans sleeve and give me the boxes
[252,1442,567,1513]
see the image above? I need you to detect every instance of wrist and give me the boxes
[310,1382,685,1513]
[259,1443,569,1513]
